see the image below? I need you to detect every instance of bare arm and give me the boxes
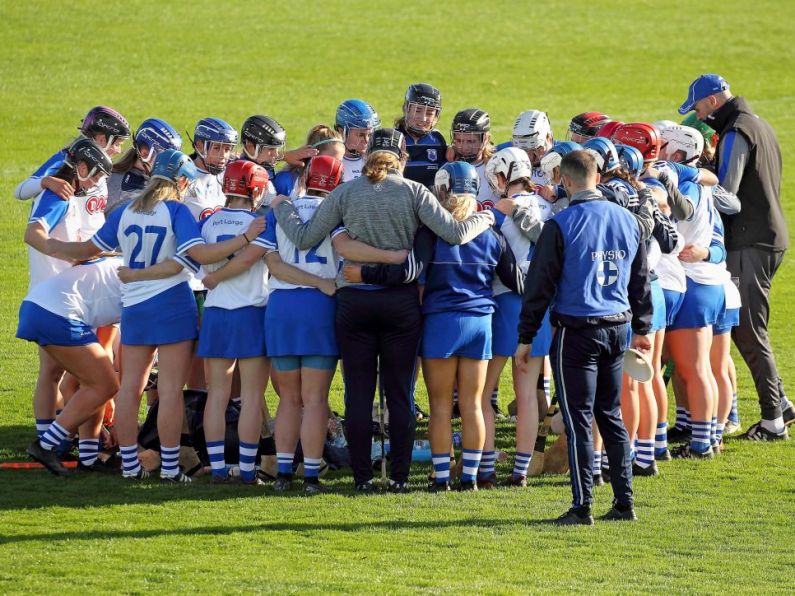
[117,259,185,283]
[36,230,102,262]
[415,185,494,244]
[264,252,336,296]
[201,243,268,289]
[273,193,343,250]
[332,232,408,264]
[186,217,265,265]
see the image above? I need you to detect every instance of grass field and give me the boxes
[1,0,795,593]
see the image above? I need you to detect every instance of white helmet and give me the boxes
[653,120,678,134]
[512,110,552,151]
[660,124,704,165]
[485,147,534,193]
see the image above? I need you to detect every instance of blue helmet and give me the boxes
[336,99,380,133]
[434,161,480,197]
[151,149,198,184]
[583,137,620,174]
[192,117,238,174]
[615,143,644,178]
[540,141,582,181]
[135,118,182,165]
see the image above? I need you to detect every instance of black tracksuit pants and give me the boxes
[551,323,633,509]
[335,284,422,485]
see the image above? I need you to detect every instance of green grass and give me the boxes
[1,0,795,592]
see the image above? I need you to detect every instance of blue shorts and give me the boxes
[421,311,492,360]
[649,279,667,333]
[17,301,97,347]
[198,306,267,359]
[668,278,725,331]
[266,288,337,357]
[121,282,198,345]
[662,288,684,328]
[491,292,521,357]
[271,355,338,372]
[713,307,739,336]
[531,309,553,357]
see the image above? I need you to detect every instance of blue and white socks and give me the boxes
[675,406,692,431]
[39,421,68,451]
[239,441,258,483]
[35,418,54,440]
[691,421,712,454]
[728,393,740,424]
[120,444,142,477]
[461,449,483,484]
[655,421,668,457]
[478,450,496,480]
[78,439,99,467]
[303,457,322,483]
[207,440,226,478]
[277,452,294,478]
[634,439,654,469]
[160,445,180,478]
[513,451,532,479]
[593,451,602,477]
[432,452,450,485]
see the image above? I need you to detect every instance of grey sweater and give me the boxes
[273,170,495,285]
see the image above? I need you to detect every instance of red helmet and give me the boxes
[306,155,344,194]
[568,112,611,140]
[222,159,269,199]
[595,120,624,139]
[611,122,661,163]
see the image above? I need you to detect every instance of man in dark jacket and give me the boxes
[679,74,791,440]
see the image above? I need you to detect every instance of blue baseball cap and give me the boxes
[678,74,730,115]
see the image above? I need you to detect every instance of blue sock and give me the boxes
[35,418,54,440]
[120,444,141,475]
[728,393,740,424]
[602,452,609,473]
[39,421,68,451]
[277,452,294,476]
[490,389,498,408]
[432,453,450,484]
[239,441,258,482]
[593,451,602,476]
[461,449,483,483]
[635,439,654,468]
[513,451,532,478]
[160,445,180,478]
[655,421,668,456]
[206,440,226,477]
[452,389,459,404]
[715,422,725,445]
[78,439,99,467]
[478,450,496,479]
[543,377,551,403]
[710,417,718,446]
[303,457,321,480]
[675,406,690,430]
[690,421,712,453]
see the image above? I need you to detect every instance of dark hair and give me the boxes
[50,162,77,186]
[603,166,642,191]
[560,150,597,185]
[112,147,138,173]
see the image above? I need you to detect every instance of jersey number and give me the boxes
[293,241,327,265]
[125,224,167,269]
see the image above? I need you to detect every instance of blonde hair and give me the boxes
[306,124,343,148]
[363,151,401,183]
[131,178,180,213]
[442,192,477,222]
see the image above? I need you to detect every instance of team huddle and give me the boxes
[15,79,791,502]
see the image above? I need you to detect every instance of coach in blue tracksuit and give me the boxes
[516,150,652,525]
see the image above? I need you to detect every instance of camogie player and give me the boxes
[106,118,182,214]
[194,160,271,486]
[395,83,447,188]
[335,99,381,182]
[15,106,129,202]
[567,112,612,144]
[273,125,345,198]
[42,149,265,482]
[447,108,499,210]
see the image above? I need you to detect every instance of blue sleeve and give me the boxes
[28,190,69,233]
[91,207,124,252]
[252,210,278,250]
[490,207,507,227]
[718,130,736,185]
[273,171,296,197]
[31,150,66,178]
[167,202,204,255]
[706,212,726,264]
[670,162,699,185]
[360,225,435,286]
[679,181,701,218]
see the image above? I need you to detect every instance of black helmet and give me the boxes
[80,106,131,144]
[367,128,406,158]
[451,108,490,135]
[404,83,441,110]
[65,138,113,180]
[241,115,286,148]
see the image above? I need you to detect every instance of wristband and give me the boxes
[243,232,250,243]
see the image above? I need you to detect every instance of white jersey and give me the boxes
[655,229,687,293]
[200,208,269,309]
[27,180,107,290]
[92,200,204,307]
[724,277,741,310]
[491,191,544,297]
[342,155,364,182]
[259,195,338,291]
[677,184,725,285]
[182,165,226,289]
[24,257,123,328]
[474,162,500,210]
[531,165,551,187]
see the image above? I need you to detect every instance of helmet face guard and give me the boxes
[452,131,486,162]
[66,138,113,183]
[336,100,380,157]
[241,115,287,165]
[404,102,439,136]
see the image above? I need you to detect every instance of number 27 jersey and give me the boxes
[258,196,338,291]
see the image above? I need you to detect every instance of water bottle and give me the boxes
[452,431,463,449]
[371,439,391,463]
[411,440,432,462]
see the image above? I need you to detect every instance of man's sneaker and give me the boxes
[782,406,795,427]
[161,471,192,483]
[671,444,714,459]
[387,480,410,494]
[553,507,594,526]
[303,480,329,495]
[654,448,672,462]
[477,473,497,490]
[666,426,692,443]
[355,480,381,494]
[26,440,73,477]
[492,403,507,420]
[458,480,478,491]
[632,461,659,477]
[273,475,293,492]
[592,473,605,487]
[600,504,637,521]
[724,420,743,436]
[428,481,451,493]
[122,467,151,480]
[742,421,789,441]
